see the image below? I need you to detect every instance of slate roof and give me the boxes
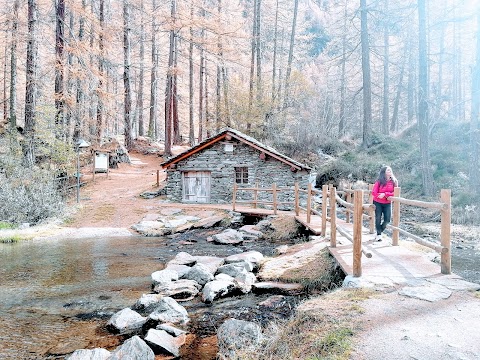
[160,127,311,171]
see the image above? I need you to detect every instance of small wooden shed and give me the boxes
[160,128,311,205]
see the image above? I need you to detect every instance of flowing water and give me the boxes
[0,229,294,360]
[0,235,170,359]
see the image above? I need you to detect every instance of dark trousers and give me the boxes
[373,201,391,235]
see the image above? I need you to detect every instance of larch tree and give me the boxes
[9,0,20,130]
[148,0,159,140]
[360,0,372,148]
[55,0,66,139]
[123,0,133,150]
[137,0,145,137]
[23,0,39,167]
[417,0,434,196]
[470,11,480,196]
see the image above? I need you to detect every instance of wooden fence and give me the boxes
[232,182,452,277]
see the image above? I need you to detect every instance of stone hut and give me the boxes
[160,128,311,207]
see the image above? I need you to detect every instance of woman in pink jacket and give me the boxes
[372,166,398,241]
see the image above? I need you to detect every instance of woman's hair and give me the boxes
[377,165,398,186]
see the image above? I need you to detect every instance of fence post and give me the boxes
[345,183,352,223]
[306,183,312,224]
[440,189,451,274]
[368,183,375,233]
[353,189,363,277]
[294,182,299,216]
[232,183,237,211]
[392,187,401,246]
[253,181,258,209]
[156,170,160,187]
[330,186,337,248]
[322,185,328,237]
[272,183,278,215]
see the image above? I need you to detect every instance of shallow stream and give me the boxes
[0,229,294,359]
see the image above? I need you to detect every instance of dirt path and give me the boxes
[67,151,166,229]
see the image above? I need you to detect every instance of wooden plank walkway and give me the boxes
[234,207,444,281]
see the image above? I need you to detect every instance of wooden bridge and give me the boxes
[232,183,451,279]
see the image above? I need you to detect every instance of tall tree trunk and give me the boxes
[55,0,65,139]
[248,0,257,117]
[123,0,133,150]
[360,0,372,148]
[65,11,74,139]
[23,0,38,167]
[271,0,279,106]
[198,17,205,142]
[138,0,145,137]
[417,0,434,196]
[164,0,176,157]
[188,0,195,145]
[9,0,20,129]
[172,33,180,144]
[338,0,348,137]
[470,11,480,196]
[255,0,262,102]
[96,0,105,144]
[407,36,415,124]
[390,54,405,133]
[148,0,158,140]
[283,0,299,109]
[381,0,389,135]
[73,0,86,143]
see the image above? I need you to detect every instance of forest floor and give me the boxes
[3,147,480,360]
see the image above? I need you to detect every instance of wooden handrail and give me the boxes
[232,181,452,276]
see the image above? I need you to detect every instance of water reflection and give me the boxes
[0,235,166,359]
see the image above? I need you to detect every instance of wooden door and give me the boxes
[182,171,211,203]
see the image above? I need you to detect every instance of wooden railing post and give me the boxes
[321,185,328,237]
[232,183,237,211]
[156,170,160,187]
[353,189,363,277]
[392,186,401,246]
[272,183,278,215]
[306,183,312,224]
[294,182,299,216]
[440,189,451,274]
[345,183,352,223]
[330,186,337,248]
[368,183,375,233]
[253,181,258,209]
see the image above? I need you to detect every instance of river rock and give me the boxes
[234,272,257,294]
[157,323,188,337]
[192,215,225,228]
[144,329,186,357]
[66,348,111,360]
[164,263,192,278]
[148,297,190,324]
[217,319,263,360]
[184,263,215,285]
[194,255,225,274]
[151,269,178,286]
[106,308,147,335]
[202,280,236,303]
[217,263,250,278]
[225,251,264,269]
[153,279,201,301]
[132,293,163,313]
[238,225,264,240]
[252,281,304,296]
[212,229,244,245]
[168,252,197,266]
[108,336,155,360]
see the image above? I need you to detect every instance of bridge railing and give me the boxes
[232,182,452,277]
[319,185,451,277]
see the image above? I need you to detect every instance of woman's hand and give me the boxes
[378,193,385,199]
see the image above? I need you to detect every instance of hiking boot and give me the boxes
[374,234,382,242]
